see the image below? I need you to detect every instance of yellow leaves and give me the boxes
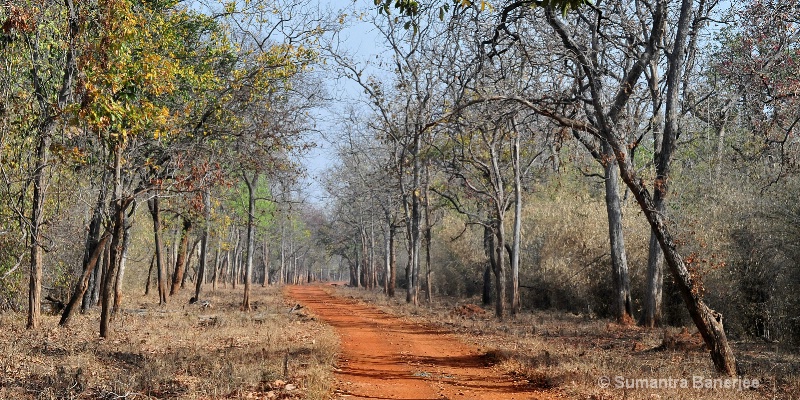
[224,1,237,14]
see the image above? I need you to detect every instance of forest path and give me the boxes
[285,284,554,400]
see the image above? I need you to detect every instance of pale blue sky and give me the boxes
[299,0,389,205]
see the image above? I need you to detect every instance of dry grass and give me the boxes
[0,286,337,399]
[340,286,800,400]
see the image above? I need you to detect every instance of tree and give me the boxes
[537,0,737,374]
[1,0,79,329]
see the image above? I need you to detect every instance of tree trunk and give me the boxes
[100,147,127,338]
[60,233,110,326]
[602,141,634,323]
[279,223,286,285]
[370,217,377,289]
[360,226,368,288]
[482,224,494,306]
[642,0,695,329]
[642,59,665,328]
[222,252,231,288]
[212,242,221,291]
[194,190,210,301]
[113,208,135,316]
[384,215,392,295]
[94,243,108,307]
[27,112,49,330]
[389,225,396,297]
[242,173,258,310]
[82,174,109,311]
[26,0,77,329]
[611,141,737,374]
[170,217,193,296]
[511,132,522,315]
[148,195,168,305]
[493,219,507,319]
[355,234,363,288]
[182,237,200,287]
[411,138,421,306]
[643,232,664,327]
[82,265,98,312]
[423,163,433,303]
[231,229,240,289]
[262,237,270,287]
[144,254,155,296]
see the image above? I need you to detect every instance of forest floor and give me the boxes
[0,284,798,399]
[0,286,338,399]
[306,284,800,400]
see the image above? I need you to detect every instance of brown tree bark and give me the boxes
[181,237,201,288]
[144,254,155,296]
[170,217,193,296]
[26,0,78,330]
[482,224,494,306]
[100,147,130,338]
[148,195,168,305]
[59,233,110,326]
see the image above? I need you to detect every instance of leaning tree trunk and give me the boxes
[60,233,110,326]
[602,141,634,323]
[144,254,154,296]
[170,217,193,296]
[611,141,737,374]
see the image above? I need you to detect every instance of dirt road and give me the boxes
[285,285,553,400]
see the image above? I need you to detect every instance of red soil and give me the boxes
[285,285,556,400]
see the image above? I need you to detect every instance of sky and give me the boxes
[297,1,388,206]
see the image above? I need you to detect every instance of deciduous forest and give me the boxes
[1,0,799,398]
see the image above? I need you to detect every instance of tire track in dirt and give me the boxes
[285,285,555,400]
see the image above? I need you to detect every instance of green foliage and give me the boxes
[227,176,277,231]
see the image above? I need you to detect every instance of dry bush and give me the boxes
[0,286,336,399]
[518,174,651,318]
